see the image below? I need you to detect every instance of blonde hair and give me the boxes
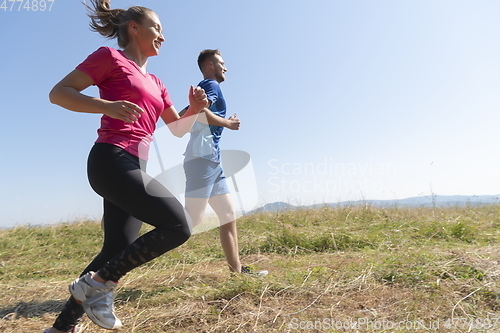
[85,0,154,48]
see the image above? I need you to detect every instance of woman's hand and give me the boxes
[49,69,144,122]
[188,86,208,112]
[102,100,145,123]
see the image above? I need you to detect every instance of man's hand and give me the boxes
[227,113,240,130]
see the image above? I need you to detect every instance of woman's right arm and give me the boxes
[160,86,208,138]
[49,69,143,123]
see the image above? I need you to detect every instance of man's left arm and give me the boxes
[201,109,240,130]
[180,80,240,130]
[180,105,240,130]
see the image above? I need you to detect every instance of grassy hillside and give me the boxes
[1,204,500,332]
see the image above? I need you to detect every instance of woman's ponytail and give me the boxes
[84,0,152,49]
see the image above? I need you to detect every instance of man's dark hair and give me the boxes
[197,49,221,71]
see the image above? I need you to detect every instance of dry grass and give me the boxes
[1,205,500,332]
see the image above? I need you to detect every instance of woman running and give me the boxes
[44,1,207,332]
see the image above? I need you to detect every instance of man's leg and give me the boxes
[183,157,213,229]
[185,197,210,228]
[208,193,241,273]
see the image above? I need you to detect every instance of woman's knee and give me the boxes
[177,223,192,245]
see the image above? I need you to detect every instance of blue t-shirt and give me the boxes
[184,79,226,162]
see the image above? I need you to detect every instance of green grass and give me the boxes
[1,204,500,332]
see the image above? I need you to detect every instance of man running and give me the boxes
[182,49,267,276]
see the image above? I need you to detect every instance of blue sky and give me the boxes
[1,0,499,228]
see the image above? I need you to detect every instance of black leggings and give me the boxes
[53,143,191,331]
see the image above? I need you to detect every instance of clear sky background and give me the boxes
[0,0,499,228]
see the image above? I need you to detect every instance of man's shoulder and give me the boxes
[198,79,220,89]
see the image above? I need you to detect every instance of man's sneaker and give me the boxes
[43,325,81,333]
[69,272,122,330]
[241,265,268,277]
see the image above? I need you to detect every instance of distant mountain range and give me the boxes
[247,194,500,214]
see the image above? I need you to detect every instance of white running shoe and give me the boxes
[241,266,269,277]
[69,272,122,330]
